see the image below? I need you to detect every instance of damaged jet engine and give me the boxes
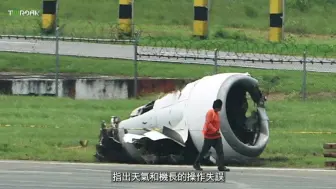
[95,73,269,165]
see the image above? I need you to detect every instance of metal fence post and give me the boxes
[302,50,307,101]
[214,48,218,74]
[55,26,60,97]
[55,0,60,97]
[133,33,139,99]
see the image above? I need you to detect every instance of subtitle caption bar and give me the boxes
[111,171,226,183]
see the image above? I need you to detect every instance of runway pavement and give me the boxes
[0,160,335,189]
[0,38,336,73]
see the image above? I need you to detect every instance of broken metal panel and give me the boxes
[143,130,170,141]
[123,133,145,143]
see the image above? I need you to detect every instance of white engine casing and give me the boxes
[117,73,269,164]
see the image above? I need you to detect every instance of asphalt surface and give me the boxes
[0,160,335,189]
[0,38,336,73]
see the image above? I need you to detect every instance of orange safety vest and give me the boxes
[202,109,221,139]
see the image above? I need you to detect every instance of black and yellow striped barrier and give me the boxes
[118,0,133,36]
[269,0,283,42]
[193,0,208,39]
[42,0,57,33]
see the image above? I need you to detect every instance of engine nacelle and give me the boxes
[95,73,269,165]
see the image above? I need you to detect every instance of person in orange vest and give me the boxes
[193,99,230,172]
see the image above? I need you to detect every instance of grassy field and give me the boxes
[1,52,336,95]
[0,95,335,168]
[1,0,336,57]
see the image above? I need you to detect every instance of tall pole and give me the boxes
[193,0,208,39]
[118,0,132,37]
[269,0,283,42]
[55,0,60,97]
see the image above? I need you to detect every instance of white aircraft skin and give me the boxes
[97,73,270,165]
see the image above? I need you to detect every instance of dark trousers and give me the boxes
[194,137,225,168]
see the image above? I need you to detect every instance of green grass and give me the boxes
[0,95,335,168]
[1,0,336,57]
[1,52,336,95]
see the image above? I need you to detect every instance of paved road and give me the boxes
[0,38,336,73]
[0,160,335,189]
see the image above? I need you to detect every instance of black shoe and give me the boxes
[218,166,230,172]
[193,164,203,171]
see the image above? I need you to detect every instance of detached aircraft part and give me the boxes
[95,73,270,165]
